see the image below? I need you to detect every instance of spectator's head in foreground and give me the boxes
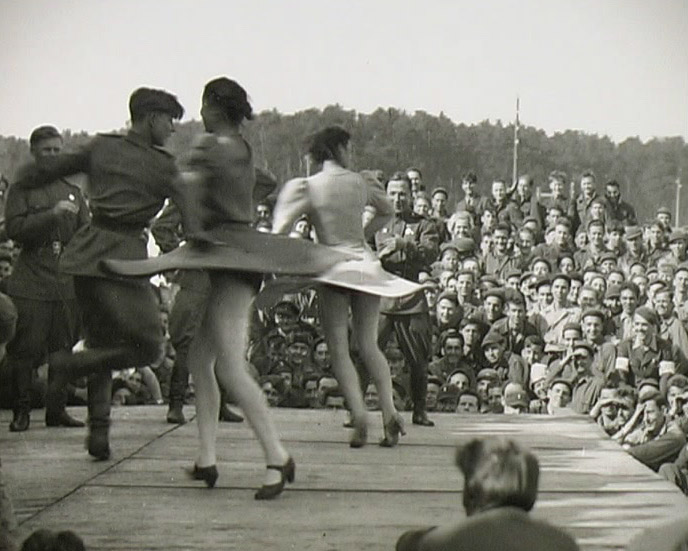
[455,437,539,516]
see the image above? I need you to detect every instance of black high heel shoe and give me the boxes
[379,414,406,448]
[349,417,368,449]
[187,464,219,488]
[254,456,295,500]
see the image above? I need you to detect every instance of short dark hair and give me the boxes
[129,87,184,123]
[306,126,351,164]
[407,167,422,178]
[581,169,596,181]
[29,125,61,148]
[456,437,539,516]
[462,171,478,184]
[386,171,411,190]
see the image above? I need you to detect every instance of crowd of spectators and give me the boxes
[2,164,688,495]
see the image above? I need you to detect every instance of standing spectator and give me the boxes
[6,126,89,431]
[454,171,489,227]
[376,172,439,427]
[603,179,636,226]
[571,170,600,233]
[513,174,545,230]
[482,223,521,281]
[486,180,522,227]
[543,170,572,214]
[406,167,424,199]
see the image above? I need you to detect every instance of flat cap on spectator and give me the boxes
[483,287,505,302]
[436,290,459,305]
[568,271,584,283]
[625,226,643,240]
[504,288,526,306]
[519,271,535,285]
[437,383,460,403]
[529,363,548,386]
[605,285,621,299]
[581,308,605,321]
[503,383,529,408]
[482,331,505,348]
[676,262,688,275]
[530,256,553,271]
[657,206,672,216]
[562,322,582,334]
[431,187,448,198]
[635,305,659,326]
[598,251,617,264]
[523,216,540,227]
[439,242,460,256]
[551,272,571,285]
[533,276,551,290]
[480,274,500,287]
[548,378,573,392]
[476,368,500,382]
[572,341,595,356]
[669,230,687,243]
[460,315,489,333]
[454,237,476,253]
[503,268,522,281]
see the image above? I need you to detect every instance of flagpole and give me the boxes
[512,96,520,186]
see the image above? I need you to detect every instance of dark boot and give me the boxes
[9,410,30,432]
[46,411,85,428]
[86,371,112,460]
[166,403,186,424]
[86,423,111,461]
[412,408,435,427]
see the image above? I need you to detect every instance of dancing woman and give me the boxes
[271,127,421,447]
[105,79,352,499]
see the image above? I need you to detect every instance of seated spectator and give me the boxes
[528,362,549,413]
[543,378,572,415]
[426,376,443,412]
[395,437,580,551]
[303,375,320,409]
[447,369,473,392]
[481,331,528,388]
[588,387,628,435]
[502,382,529,415]
[475,367,500,406]
[615,391,687,471]
[364,382,379,411]
[456,390,481,414]
[259,375,284,408]
[436,384,460,412]
[667,374,688,422]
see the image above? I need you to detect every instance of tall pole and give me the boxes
[512,96,520,186]
[677,174,682,227]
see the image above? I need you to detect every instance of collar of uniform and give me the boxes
[124,129,153,150]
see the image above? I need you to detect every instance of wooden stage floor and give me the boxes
[2,406,687,550]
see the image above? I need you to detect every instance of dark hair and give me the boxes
[129,87,184,123]
[518,174,534,187]
[606,179,620,188]
[581,169,596,181]
[386,171,411,190]
[548,170,567,184]
[21,529,85,551]
[462,171,478,184]
[29,126,61,148]
[456,437,539,516]
[407,167,422,178]
[305,126,351,165]
[202,77,253,125]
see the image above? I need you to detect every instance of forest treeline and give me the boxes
[1,104,686,223]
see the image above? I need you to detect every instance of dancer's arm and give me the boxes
[15,143,91,187]
[362,171,393,238]
[272,178,311,235]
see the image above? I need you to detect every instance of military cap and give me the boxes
[522,216,540,227]
[476,368,500,382]
[530,256,552,271]
[503,268,522,281]
[669,230,687,243]
[460,315,489,333]
[483,287,505,302]
[454,237,476,253]
[562,322,582,334]
[431,186,448,198]
[625,226,643,240]
[598,251,617,264]
[568,271,584,283]
[634,305,659,326]
[504,288,526,306]
[436,290,459,305]
[605,284,621,299]
[675,262,688,275]
[503,383,529,408]
[524,335,545,349]
[533,276,551,290]
[551,272,571,285]
[572,341,595,356]
[581,308,605,321]
[519,271,535,285]
[638,377,660,391]
[657,206,672,216]
[482,331,505,348]
[480,274,500,287]
[548,378,574,392]
[439,242,460,256]
[438,384,460,403]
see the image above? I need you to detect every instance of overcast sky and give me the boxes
[1,0,686,142]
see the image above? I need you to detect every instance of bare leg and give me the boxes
[207,274,289,486]
[188,323,220,468]
[319,287,368,425]
[351,293,398,425]
[138,366,163,403]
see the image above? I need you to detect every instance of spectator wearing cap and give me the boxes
[430,187,449,219]
[615,306,684,396]
[544,322,582,383]
[491,290,541,356]
[579,308,617,379]
[659,230,688,270]
[454,171,490,227]
[618,225,648,277]
[475,367,500,408]
[566,341,606,414]
[435,383,460,412]
[475,287,505,326]
[429,329,470,385]
[656,206,673,234]
[502,382,530,414]
[603,179,637,227]
[673,264,688,323]
[430,242,460,277]
[573,219,607,270]
[481,331,528,388]
[616,391,686,472]
[503,268,523,292]
[280,330,316,390]
[666,373,688,423]
[598,251,619,276]
[654,287,688,371]
[589,387,631,436]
